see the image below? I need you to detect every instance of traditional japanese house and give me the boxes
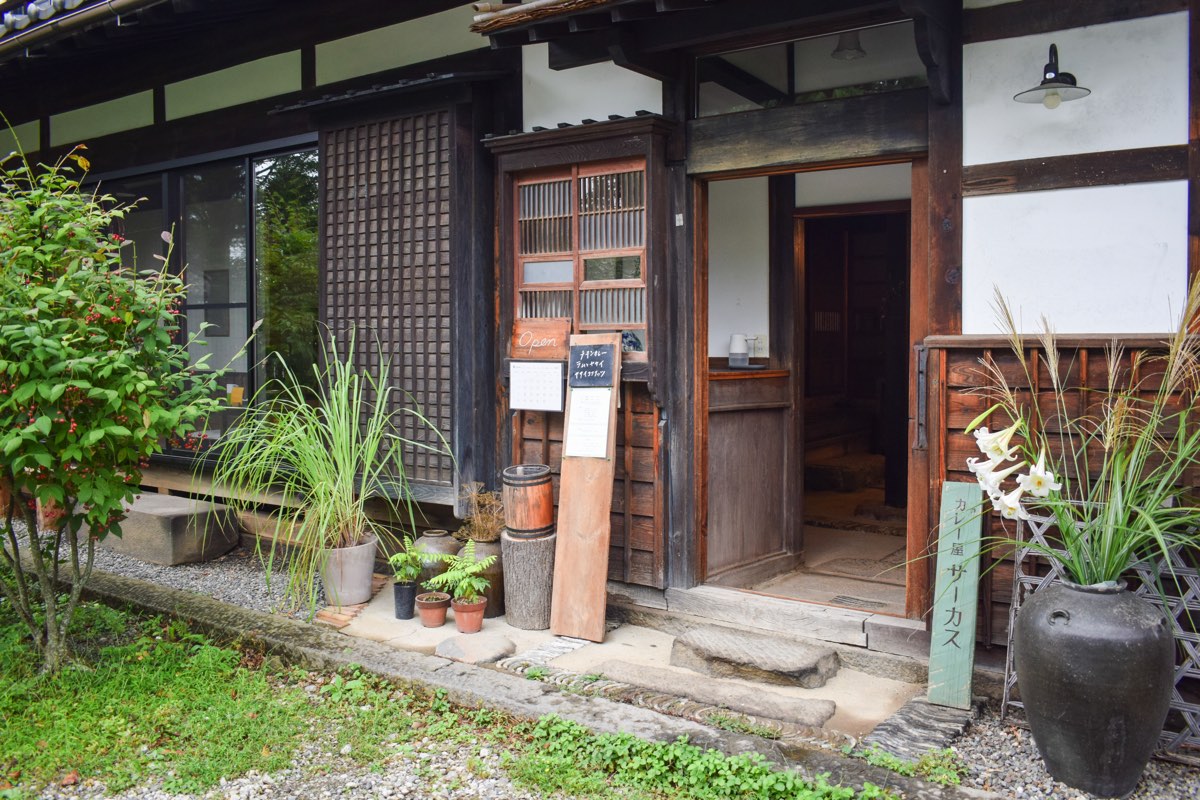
[2,0,1196,677]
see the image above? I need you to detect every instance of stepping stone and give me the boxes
[100,494,238,565]
[861,695,980,761]
[671,625,839,688]
[594,660,836,728]
[435,633,515,665]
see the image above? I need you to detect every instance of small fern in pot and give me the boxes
[425,540,496,634]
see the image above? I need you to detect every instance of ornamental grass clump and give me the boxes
[210,331,449,613]
[0,145,226,673]
[965,280,1200,585]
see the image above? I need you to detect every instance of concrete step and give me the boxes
[671,624,840,689]
[100,494,239,565]
[594,659,837,728]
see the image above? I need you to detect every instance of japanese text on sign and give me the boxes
[568,344,615,388]
[927,482,984,710]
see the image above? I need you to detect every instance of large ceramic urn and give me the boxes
[1014,580,1173,798]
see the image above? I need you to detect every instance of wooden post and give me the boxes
[551,333,622,641]
[502,531,556,630]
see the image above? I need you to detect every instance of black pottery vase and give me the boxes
[1013,580,1173,798]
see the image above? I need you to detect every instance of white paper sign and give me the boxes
[563,387,611,459]
[510,361,564,411]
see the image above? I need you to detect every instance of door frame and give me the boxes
[693,156,932,618]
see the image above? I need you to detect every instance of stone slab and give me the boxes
[100,494,238,565]
[671,624,840,689]
[435,633,516,665]
[595,659,836,728]
[861,695,981,762]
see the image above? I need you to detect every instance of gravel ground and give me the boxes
[88,541,323,619]
[955,704,1200,800]
[35,737,551,800]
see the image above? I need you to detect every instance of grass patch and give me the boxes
[507,715,897,800]
[842,743,967,787]
[702,710,782,740]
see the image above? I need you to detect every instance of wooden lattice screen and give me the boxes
[321,112,454,487]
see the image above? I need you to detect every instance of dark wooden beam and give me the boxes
[962,146,1189,197]
[567,12,611,32]
[963,0,1185,44]
[924,3,962,340]
[611,2,659,22]
[656,0,711,11]
[696,56,786,107]
[1190,0,1199,281]
[489,28,531,49]
[686,88,928,175]
[609,28,684,81]
[900,0,954,105]
[548,32,611,70]
[528,22,571,42]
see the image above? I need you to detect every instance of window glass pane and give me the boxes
[584,255,641,281]
[518,179,572,254]
[523,259,573,284]
[578,171,644,250]
[182,161,248,438]
[103,175,163,270]
[254,151,319,390]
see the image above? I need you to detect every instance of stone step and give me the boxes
[593,659,837,729]
[100,494,239,566]
[861,695,983,761]
[665,585,872,646]
[805,454,885,493]
[671,624,840,689]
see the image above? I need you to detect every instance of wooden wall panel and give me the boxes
[321,111,455,487]
[512,381,665,588]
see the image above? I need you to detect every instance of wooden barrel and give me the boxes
[501,464,555,539]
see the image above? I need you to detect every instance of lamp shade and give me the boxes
[1014,43,1090,107]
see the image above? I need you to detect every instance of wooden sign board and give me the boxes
[927,481,984,710]
[551,332,621,642]
[511,318,570,360]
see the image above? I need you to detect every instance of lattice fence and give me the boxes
[1001,512,1200,763]
[321,112,454,487]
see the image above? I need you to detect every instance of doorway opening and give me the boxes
[702,166,916,617]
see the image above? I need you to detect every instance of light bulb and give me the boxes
[1042,91,1062,110]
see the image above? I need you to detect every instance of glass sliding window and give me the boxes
[253,151,319,391]
[103,175,165,270]
[514,160,648,359]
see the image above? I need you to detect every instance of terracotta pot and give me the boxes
[457,539,504,618]
[415,591,450,628]
[1014,580,1173,798]
[452,597,487,634]
[393,581,418,620]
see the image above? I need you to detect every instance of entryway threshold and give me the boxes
[607,582,1006,699]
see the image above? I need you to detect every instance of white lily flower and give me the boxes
[993,485,1030,521]
[969,456,1026,498]
[1017,451,1062,499]
[973,422,1020,461]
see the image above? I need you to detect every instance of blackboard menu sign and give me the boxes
[568,344,615,387]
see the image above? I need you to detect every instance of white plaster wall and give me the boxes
[166,52,301,120]
[50,92,154,147]
[316,4,482,85]
[962,181,1188,334]
[963,13,1187,165]
[707,177,770,356]
[522,43,662,129]
[0,120,39,156]
[795,163,912,207]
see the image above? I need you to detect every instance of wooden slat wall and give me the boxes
[928,337,1199,644]
[513,382,665,588]
[322,112,455,486]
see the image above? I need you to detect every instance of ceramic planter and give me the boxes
[414,529,458,587]
[452,597,487,634]
[1014,580,1173,798]
[393,581,418,620]
[318,535,377,607]
[415,591,450,628]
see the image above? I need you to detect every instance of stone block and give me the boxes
[100,494,239,565]
[865,615,932,660]
[671,624,840,689]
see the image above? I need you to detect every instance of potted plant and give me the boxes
[211,330,446,614]
[426,540,496,634]
[414,588,451,628]
[388,536,432,620]
[963,282,1200,798]
[456,483,505,618]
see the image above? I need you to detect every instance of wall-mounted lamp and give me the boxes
[831,31,866,61]
[1014,43,1090,109]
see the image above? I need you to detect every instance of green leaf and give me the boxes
[84,429,105,446]
[32,415,52,436]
